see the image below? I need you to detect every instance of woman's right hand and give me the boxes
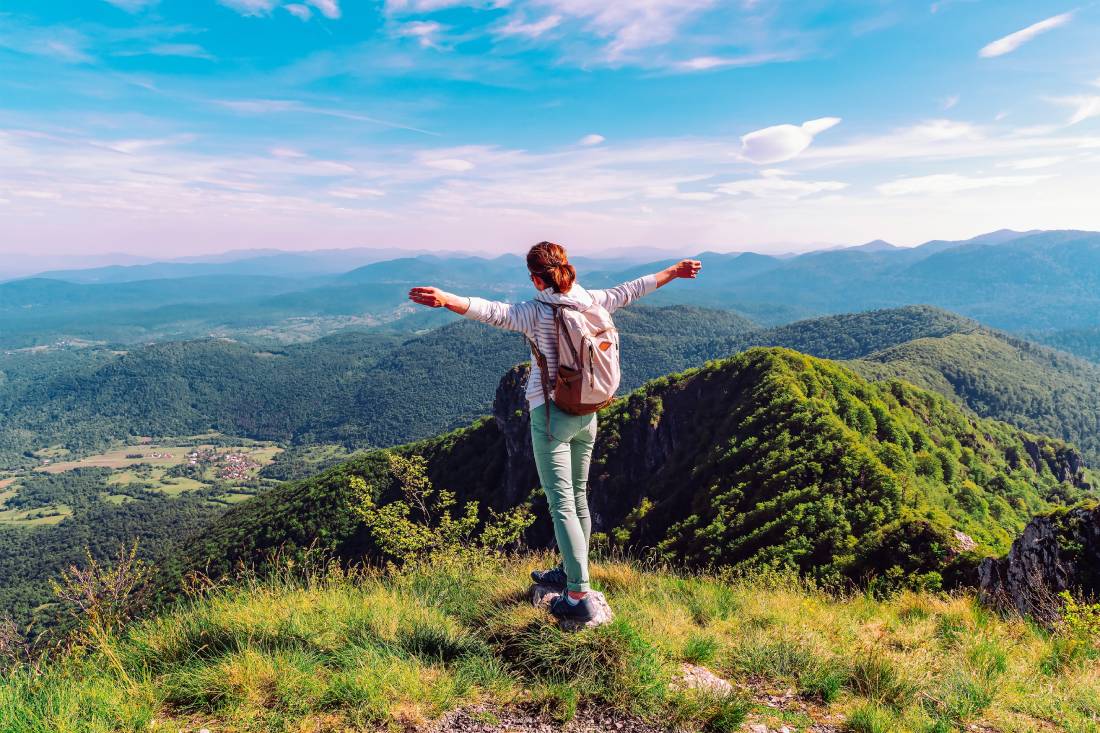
[409,286,451,308]
[409,287,470,314]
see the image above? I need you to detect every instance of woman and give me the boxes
[409,242,702,622]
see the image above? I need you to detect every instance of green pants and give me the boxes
[530,403,597,593]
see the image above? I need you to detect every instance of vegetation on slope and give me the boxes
[852,332,1100,464]
[3,554,1098,733]
[0,305,756,467]
[163,348,1093,594]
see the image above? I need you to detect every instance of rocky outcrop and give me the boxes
[978,504,1100,621]
[1021,438,1090,490]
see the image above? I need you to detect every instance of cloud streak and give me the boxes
[979,12,1073,58]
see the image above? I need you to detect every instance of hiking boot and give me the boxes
[549,592,597,623]
[531,565,567,588]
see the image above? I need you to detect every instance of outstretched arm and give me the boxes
[655,259,702,288]
[408,287,537,335]
[591,259,703,313]
[408,287,470,315]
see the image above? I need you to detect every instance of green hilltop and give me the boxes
[163,348,1093,594]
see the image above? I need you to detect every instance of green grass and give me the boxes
[1,554,1096,733]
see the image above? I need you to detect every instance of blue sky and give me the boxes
[1,0,1098,256]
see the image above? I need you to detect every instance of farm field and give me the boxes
[0,437,283,528]
[36,441,281,475]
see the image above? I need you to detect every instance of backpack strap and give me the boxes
[527,302,569,442]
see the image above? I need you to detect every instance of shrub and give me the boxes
[848,655,919,710]
[352,452,533,566]
[683,634,719,665]
[845,703,897,733]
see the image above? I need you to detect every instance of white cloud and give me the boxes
[497,13,562,37]
[217,0,278,16]
[877,173,1048,196]
[529,0,715,60]
[396,21,446,48]
[329,186,385,199]
[271,147,307,158]
[740,117,841,164]
[284,4,313,20]
[717,171,847,199]
[307,0,341,19]
[578,134,605,146]
[386,0,509,11]
[1058,96,1100,126]
[215,98,439,135]
[979,12,1073,58]
[999,156,1067,170]
[101,0,159,11]
[146,43,215,60]
[424,158,475,172]
[942,94,960,110]
[672,53,791,72]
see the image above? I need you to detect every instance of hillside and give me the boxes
[0,306,757,467]
[851,332,1100,464]
[164,349,1093,592]
[1027,326,1100,364]
[6,553,1098,733]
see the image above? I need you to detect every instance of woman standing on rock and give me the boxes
[409,242,701,623]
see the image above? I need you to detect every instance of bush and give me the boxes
[848,655,919,710]
[352,452,533,566]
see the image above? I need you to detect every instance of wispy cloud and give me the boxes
[717,171,847,199]
[284,3,312,20]
[396,21,447,48]
[145,43,216,60]
[671,52,793,72]
[578,134,604,146]
[998,156,1067,170]
[307,0,341,19]
[496,13,561,38]
[1056,95,1100,125]
[942,94,960,110]
[422,157,475,171]
[217,0,278,17]
[979,12,1073,58]
[101,0,160,11]
[0,25,93,63]
[532,0,716,61]
[215,98,440,135]
[740,117,841,164]
[877,173,1048,196]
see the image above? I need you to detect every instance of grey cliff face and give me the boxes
[979,504,1100,621]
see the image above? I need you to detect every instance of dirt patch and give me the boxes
[425,705,676,733]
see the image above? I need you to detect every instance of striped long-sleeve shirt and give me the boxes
[462,274,659,409]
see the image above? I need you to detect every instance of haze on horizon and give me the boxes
[1,0,1098,258]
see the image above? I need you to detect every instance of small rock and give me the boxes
[670,663,734,696]
[781,727,793,733]
[750,725,769,733]
[529,584,614,631]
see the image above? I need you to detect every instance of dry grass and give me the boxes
[1,554,1097,733]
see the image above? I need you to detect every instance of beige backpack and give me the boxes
[529,301,620,439]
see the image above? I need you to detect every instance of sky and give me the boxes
[1,0,1098,257]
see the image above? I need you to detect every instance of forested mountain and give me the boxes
[1026,326,1100,364]
[0,306,757,466]
[643,230,1100,331]
[4,229,1099,347]
[7,303,1100,471]
[851,332,1100,464]
[163,349,1094,594]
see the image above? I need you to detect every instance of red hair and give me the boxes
[526,241,576,293]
